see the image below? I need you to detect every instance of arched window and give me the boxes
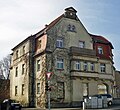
[98,83,108,94]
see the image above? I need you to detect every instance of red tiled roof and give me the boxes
[46,14,64,30]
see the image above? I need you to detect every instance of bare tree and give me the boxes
[0,55,11,79]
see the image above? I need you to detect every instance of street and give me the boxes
[22,105,120,110]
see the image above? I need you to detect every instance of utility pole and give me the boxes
[46,72,52,110]
[48,80,51,110]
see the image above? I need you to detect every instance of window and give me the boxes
[56,39,63,48]
[67,24,71,31]
[57,82,64,99]
[38,39,42,49]
[15,67,18,77]
[90,63,94,71]
[37,83,40,94]
[23,46,25,54]
[84,62,88,71]
[22,84,25,95]
[22,64,25,75]
[57,58,64,69]
[83,83,89,96]
[67,24,76,32]
[16,50,18,58]
[100,63,106,73]
[98,46,103,54]
[72,25,76,31]
[37,60,40,71]
[15,86,18,96]
[79,41,85,48]
[76,61,80,70]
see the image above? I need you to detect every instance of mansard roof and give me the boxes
[89,34,114,49]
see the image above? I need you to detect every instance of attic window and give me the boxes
[67,24,76,32]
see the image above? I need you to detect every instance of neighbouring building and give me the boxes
[115,71,120,98]
[10,7,115,108]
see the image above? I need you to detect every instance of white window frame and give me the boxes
[90,63,94,71]
[98,46,103,54]
[57,58,64,69]
[56,39,63,48]
[100,63,106,73]
[79,41,85,48]
[84,62,88,71]
[76,61,80,70]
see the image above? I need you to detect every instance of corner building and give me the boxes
[10,7,115,108]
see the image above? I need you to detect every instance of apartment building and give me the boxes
[10,7,115,108]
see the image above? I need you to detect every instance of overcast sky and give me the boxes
[0,0,120,70]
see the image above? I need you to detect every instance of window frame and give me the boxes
[16,50,18,59]
[75,61,80,70]
[15,67,18,77]
[83,62,88,71]
[22,64,25,75]
[23,46,25,55]
[90,62,95,71]
[100,63,106,73]
[22,84,25,95]
[57,58,64,69]
[56,39,64,48]
[98,46,103,54]
[37,83,40,94]
[15,86,18,96]
[37,59,41,72]
[79,41,85,48]
[67,24,76,32]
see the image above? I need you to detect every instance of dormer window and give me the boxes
[98,46,103,54]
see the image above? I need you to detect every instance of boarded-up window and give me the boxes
[83,83,89,96]
[57,82,64,99]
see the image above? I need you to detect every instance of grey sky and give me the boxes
[0,0,120,70]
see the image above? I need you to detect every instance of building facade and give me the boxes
[10,7,115,108]
[115,71,120,98]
